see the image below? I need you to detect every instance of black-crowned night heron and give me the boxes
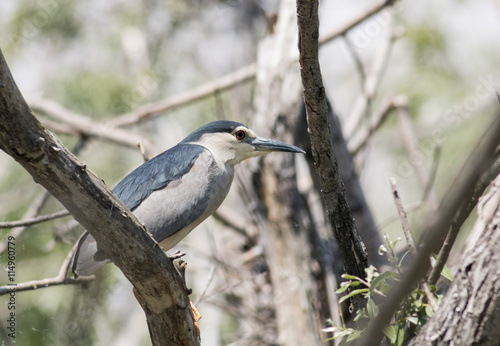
[72,120,305,276]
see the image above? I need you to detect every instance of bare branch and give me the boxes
[319,0,395,46]
[101,1,393,129]
[389,177,439,311]
[0,242,93,295]
[212,208,254,244]
[359,114,500,345]
[29,97,157,156]
[428,157,500,286]
[349,95,401,154]
[342,34,368,93]
[389,177,417,256]
[412,172,500,345]
[397,103,439,209]
[296,0,368,311]
[377,143,441,229]
[108,63,257,128]
[0,210,70,229]
[344,26,401,139]
[194,266,217,305]
[421,281,439,312]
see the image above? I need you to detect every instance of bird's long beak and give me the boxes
[250,137,305,154]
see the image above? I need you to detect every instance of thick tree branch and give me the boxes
[428,157,500,286]
[296,0,368,311]
[0,49,198,345]
[411,172,500,345]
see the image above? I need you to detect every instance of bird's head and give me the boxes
[182,120,305,166]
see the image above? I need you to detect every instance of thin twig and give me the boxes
[422,282,439,311]
[344,25,401,139]
[194,266,217,305]
[0,191,50,254]
[397,104,439,210]
[318,0,394,46]
[378,144,441,229]
[0,242,94,295]
[213,208,254,244]
[0,210,70,229]
[389,177,439,311]
[389,177,416,255]
[349,95,401,154]
[342,34,367,94]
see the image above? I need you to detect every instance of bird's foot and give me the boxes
[173,258,192,295]
[168,250,186,261]
[190,301,202,338]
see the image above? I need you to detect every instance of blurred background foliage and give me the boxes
[0,0,499,345]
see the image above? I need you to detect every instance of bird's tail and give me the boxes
[72,232,110,277]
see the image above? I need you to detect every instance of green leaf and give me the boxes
[383,325,396,342]
[441,263,454,282]
[425,304,434,318]
[408,316,419,325]
[380,281,391,295]
[336,282,350,294]
[366,298,379,319]
[346,330,363,342]
[369,271,399,296]
[342,274,359,281]
[396,326,405,346]
[338,288,369,304]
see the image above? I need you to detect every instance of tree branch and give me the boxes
[428,157,500,286]
[411,172,500,345]
[66,0,392,131]
[107,63,257,128]
[0,210,70,229]
[359,114,500,345]
[0,242,93,295]
[296,0,368,311]
[389,177,417,256]
[0,49,198,345]
[29,97,157,157]
[389,177,439,311]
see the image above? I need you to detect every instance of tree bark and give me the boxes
[241,0,328,344]
[296,0,368,310]
[0,49,198,345]
[411,173,500,346]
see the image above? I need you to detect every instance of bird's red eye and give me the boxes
[234,130,246,140]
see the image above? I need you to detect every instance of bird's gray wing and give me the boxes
[112,144,205,211]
